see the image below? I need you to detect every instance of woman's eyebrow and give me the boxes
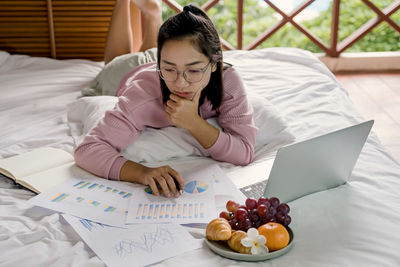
[161,59,205,66]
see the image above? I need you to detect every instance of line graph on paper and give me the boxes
[114,226,174,257]
[62,214,202,267]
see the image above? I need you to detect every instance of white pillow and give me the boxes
[67,94,295,163]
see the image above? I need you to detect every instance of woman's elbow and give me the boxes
[238,150,254,166]
[230,144,255,166]
[73,143,92,170]
[73,146,84,167]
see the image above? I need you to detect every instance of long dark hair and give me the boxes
[157,5,224,110]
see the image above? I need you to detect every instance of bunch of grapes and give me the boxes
[219,197,291,232]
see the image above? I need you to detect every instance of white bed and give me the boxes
[1,48,400,266]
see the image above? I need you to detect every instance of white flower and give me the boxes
[241,228,269,255]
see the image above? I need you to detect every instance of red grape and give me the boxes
[268,197,280,209]
[248,209,260,223]
[245,198,258,210]
[283,215,291,226]
[254,220,262,228]
[234,208,249,221]
[226,200,240,213]
[277,203,290,214]
[256,204,269,217]
[219,211,231,220]
[275,211,286,224]
[238,218,252,232]
[257,197,269,206]
[267,206,277,217]
[224,197,292,228]
[228,219,239,230]
[238,205,248,211]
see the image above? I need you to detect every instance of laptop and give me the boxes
[240,120,374,203]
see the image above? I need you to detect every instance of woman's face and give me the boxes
[159,38,215,100]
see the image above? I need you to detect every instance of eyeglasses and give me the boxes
[157,61,211,83]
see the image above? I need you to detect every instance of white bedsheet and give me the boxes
[1,48,400,267]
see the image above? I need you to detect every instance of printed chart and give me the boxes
[134,202,206,221]
[127,170,217,224]
[49,180,132,214]
[79,218,105,232]
[48,180,132,215]
[184,180,209,194]
[29,176,137,227]
[62,214,203,267]
[143,180,209,195]
[73,181,133,198]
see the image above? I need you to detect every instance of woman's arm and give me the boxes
[206,68,257,165]
[165,89,220,149]
[74,92,184,197]
[165,68,257,165]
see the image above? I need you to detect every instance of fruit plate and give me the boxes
[204,227,294,262]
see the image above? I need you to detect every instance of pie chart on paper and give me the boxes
[184,180,209,194]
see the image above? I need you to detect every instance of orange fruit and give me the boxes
[257,222,290,251]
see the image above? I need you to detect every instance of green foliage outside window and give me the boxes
[161,0,400,53]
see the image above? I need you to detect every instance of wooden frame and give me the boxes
[162,0,400,57]
[0,0,399,60]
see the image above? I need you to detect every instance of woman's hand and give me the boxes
[165,90,202,131]
[165,90,220,149]
[120,161,185,198]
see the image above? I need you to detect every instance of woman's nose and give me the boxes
[175,72,189,87]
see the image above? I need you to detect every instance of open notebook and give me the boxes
[0,147,98,193]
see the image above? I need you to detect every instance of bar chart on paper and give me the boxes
[134,202,206,221]
[127,174,217,224]
[29,176,137,227]
[47,180,132,214]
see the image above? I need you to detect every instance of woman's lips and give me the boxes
[174,91,192,98]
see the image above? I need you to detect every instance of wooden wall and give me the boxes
[0,0,142,61]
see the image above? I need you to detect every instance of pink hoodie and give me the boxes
[74,62,257,180]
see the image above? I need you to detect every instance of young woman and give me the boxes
[74,2,257,198]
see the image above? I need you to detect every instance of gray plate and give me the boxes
[204,227,294,262]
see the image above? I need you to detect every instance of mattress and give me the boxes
[1,48,399,266]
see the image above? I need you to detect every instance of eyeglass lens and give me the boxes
[160,63,210,82]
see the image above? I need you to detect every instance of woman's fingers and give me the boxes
[168,167,185,191]
[165,105,173,114]
[167,98,179,108]
[142,166,184,198]
[147,178,160,196]
[163,174,180,197]
[154,176,171,197]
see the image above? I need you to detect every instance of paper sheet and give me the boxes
[28,176,140,227]
[211,165,247,214]
[63,214,203,267]
[126,166,217,224]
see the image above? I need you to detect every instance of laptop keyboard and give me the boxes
[239,180,268,199]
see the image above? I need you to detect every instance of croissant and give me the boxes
[227,230,251,254]
[206,218,232,241]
